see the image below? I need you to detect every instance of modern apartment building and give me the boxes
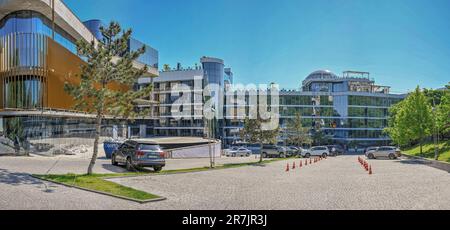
[142,65,405,148]
[222,70,406,148]
[137,56,233,138]
[0,0,158,152]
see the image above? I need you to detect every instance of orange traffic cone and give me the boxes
[369,165,373,175]
[286,163,290,172]
[299,161,303,167]
[305,160,308,166]
[292,162,296,170]
[310,159,312,164]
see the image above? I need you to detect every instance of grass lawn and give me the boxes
[35,174,160,201]
[33,157,291,201]
[403,140,450,163]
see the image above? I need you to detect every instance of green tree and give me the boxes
[385,100,411,146]
[240,116,280,163]
[385,86,433,154]
[286,113,312,147]
[424,88,446,105]
[311,130,330,146]
[163,64,171,71]
[64,22,151,175]
[436,91,450,136]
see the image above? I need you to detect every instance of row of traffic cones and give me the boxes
[358,156,373,175]
[286,156,326,172]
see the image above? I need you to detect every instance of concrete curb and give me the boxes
[102,160,283,180]
[401,153,450,173]
[31,175,167,204]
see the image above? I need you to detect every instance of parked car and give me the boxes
[327,145,344,156]
[365,146,401,160]
[111,140,166,172]
[365,146,379,154]
[225,147,252,157]
[286,146,301,156]
[300,146,330,158]
[244,144,262,154]
[261,145,288,158]
[224,146,239,156]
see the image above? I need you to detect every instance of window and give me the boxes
[138,144,161,151]
[3,75,44,109]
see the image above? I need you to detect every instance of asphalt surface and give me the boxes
[0,154,259,175]
[0,155,449,209]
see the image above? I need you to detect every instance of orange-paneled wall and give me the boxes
[46,37,129,110]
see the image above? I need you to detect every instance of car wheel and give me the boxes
[322,153,328,158]
[111,154,118,166]
[126,157,134,171]
[262,153,267,158]
[279,153,285,158]
[368,153,375,159]
[389,153,396,160]
[246,153,250,157]
[153,166,162,172]
[305,153,311,158]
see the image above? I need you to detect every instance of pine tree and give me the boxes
[286,113,312,147]
[240,116,280,163]
[64,22,152,175]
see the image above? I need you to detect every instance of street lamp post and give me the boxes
[207,107,216,169]
[432,98,440,160]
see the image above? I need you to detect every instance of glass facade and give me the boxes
[0,10,77,54]
[3,76,44,109]
[202,60,224,87]
[0,116,132,155]
[0,19,49,109]
[222,70,406,148]
[83,19,159,69]
[348,95,402,107]
[128,38,159,69]
[83,19,103,41]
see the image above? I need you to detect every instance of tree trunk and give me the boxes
[259,142,263,163]
[419,141,423,156]
[87,111,103,175]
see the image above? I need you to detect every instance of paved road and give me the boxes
[0,154,259,175]
[0,155,449,209]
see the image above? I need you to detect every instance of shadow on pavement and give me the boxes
[343,152,364,156]
[0,168,57,193]
[101,163,128,173]
[395,158,431,165]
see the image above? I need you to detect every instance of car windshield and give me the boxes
[138,144,161,151]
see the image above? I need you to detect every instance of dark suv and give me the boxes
[112,140,166,172]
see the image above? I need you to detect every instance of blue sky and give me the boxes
[64,0,450,93]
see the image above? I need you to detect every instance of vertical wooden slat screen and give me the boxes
[0,33,48,109]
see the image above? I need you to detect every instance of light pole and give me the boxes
[432,98,440,160]
[207,107,216,168]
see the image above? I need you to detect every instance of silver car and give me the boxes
[225,147,252,157]
[261,145,288,158]
[365,146,401,160]
[300,146,330,158]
